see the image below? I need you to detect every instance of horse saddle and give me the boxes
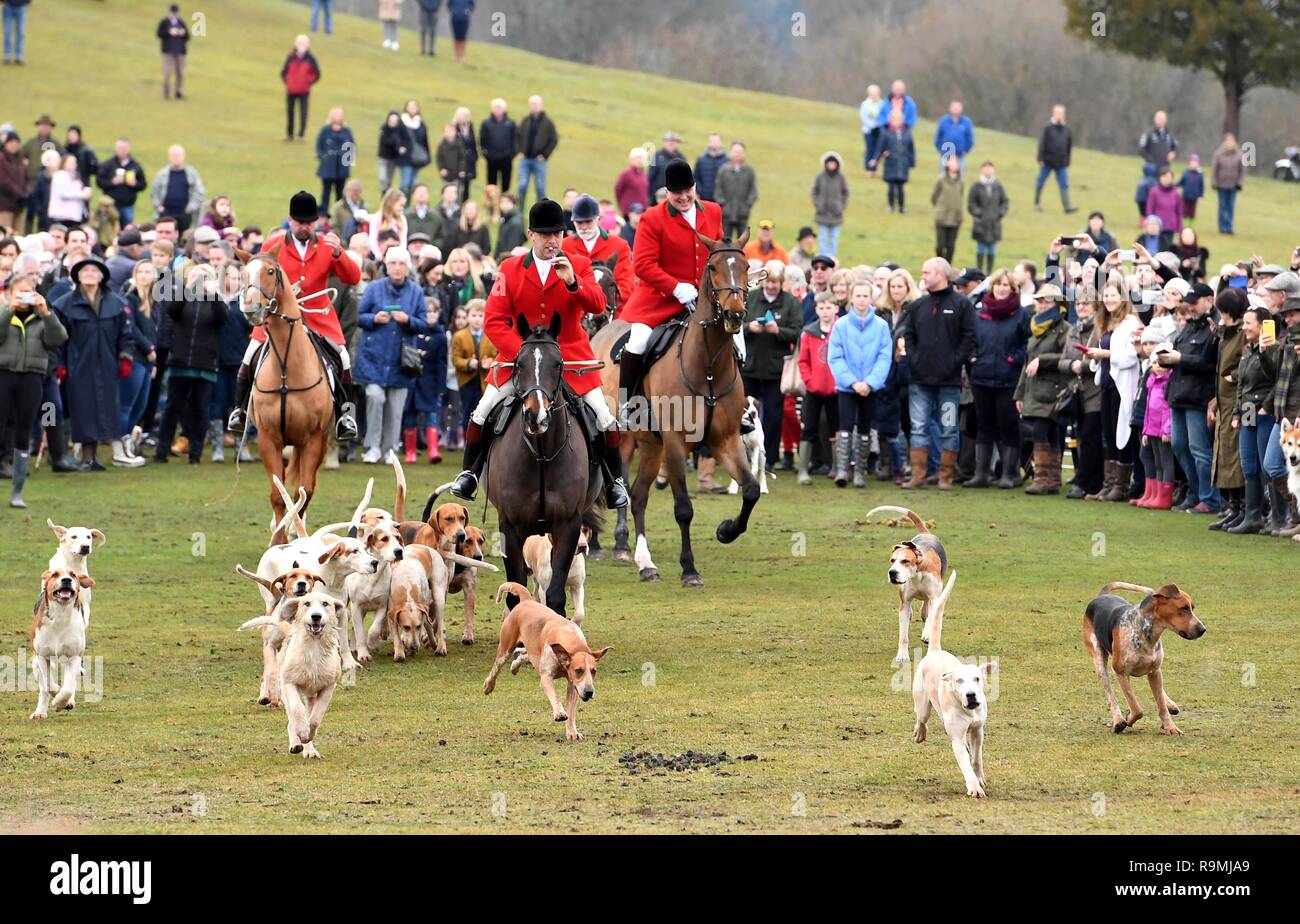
[609,311,689,382]
[485,385,599,466]
[250,328,339,389]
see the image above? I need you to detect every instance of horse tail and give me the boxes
[582,505,606,540]
[495,581,532,605]
[421,481,456,523]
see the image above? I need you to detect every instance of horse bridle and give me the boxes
[242,255,285,319]
[697,245,748,332]
[675,244,748,441]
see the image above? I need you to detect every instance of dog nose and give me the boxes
[582,690,593,702]
[1194,624,1206,637]
[79,546,91,554]
[394,547,403,560]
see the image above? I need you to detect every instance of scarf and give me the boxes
[980,291,1019,321]
[1030,306,1062,338]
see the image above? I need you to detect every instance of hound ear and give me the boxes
[901,540,920,555]
[91,529,106,545]
[1154,583,1182,599]
[77,574,96,589]
[517,313,529,339]
[694,230,718,251]
[549,642,571,668]
[317,544,346,564]
[1283,418,1294,431]
[591,646,613,661]
[549,311,562,338]
[41,569,53,585]
[48,519,66,540]
[280,597,301,623]
[272,574,288,595]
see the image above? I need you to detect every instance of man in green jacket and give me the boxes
[741,261,802,470]
[715,142,758,241]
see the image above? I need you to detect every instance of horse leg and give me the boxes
[713,433,760,544]
[631,440,663,582]
[259,429,289,546]
[662,434,701,587]
[501,526,529,613]
[612,441,634,561]
[546,519,581,619]
[293,430,327,527]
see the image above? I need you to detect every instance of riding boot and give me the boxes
[334,369,358,441]
[994,441,1021,488]
[1087,460,1116,501]
[1264,476,1290,534]
[796,440,813,486]
[449,421,483,500]
[833,431,852,487]
[1209,487,1242,530]
[937,449,959,490]
[853,433,871,488]
[966,442,994,488]
[227,363,252,433]
[1100,463,1132,502]
[616,351,646,426]
[403,427,418,464]
[600,429,630,508]
[1227,480,1267,533]
[1024,444,1057,494]
[426,426,442,463]
[9,450,29,508]
[902,446,928,489]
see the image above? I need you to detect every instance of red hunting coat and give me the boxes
[562,229,634,308]
[620,198,723,327]
[483,249,606,395]
[252,230,360,346]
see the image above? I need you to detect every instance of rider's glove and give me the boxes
[673,283,698,304]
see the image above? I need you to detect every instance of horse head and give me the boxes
[515,312,565,436]
[236,239,286,327]
[693,229,751,334]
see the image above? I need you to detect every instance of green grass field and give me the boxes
[1,455,1297,833]
[9,0,1300,270]
[4,0,1299,835]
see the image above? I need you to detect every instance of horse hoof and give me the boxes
[682,574,704,588]
[716,520,741,544]
[613,549,632,563]
[639,567,660,582]
[588,549,605,561]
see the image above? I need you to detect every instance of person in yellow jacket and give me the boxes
[449,298,498,436]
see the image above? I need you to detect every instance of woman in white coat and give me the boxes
[1086,269,1143,501]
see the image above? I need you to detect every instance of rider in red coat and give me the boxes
[228,190,362,440]
[562,194,634,310]
[617,160,724,408]
[448,199,629,508]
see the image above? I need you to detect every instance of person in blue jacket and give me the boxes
[933,100,974,174]
[827,279,893,488]
[401,300,448,464]
[355,246,430,463]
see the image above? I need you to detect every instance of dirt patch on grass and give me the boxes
[618,750,758,774]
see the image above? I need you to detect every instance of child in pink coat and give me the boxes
[1138,329,1174,508]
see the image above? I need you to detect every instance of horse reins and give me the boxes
[245,256,325,438]
[677,245,746,441]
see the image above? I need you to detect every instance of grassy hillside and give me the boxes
[9,0,1300,271]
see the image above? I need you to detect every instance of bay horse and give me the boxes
[236,243,333,546]
[583,257,621,339]
[590,232,760,587]
[426,313,600,617]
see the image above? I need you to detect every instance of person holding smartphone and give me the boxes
[1230,300,1287,533]
[0,273,67,507]
[1083,269,1143,501]
[1158,281,1221,513]
[1014,282,1072,495]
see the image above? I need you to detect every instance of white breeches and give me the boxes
[625,322,652,354]
[242,337,350,371]
[471,379,615,431]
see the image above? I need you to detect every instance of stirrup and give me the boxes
[449,470,478,501]
[336,413,358,441]
[605,476,630,509]
[227,408,246,434]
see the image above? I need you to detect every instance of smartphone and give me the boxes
[1262,319,1276,342]
[17,292,37,305]
[1077,344,1091,353]
[1056,236,1075,246]
[1228,275,1249,289]
[1117,250,1136,262]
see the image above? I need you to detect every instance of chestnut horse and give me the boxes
[236,243,333,545]
[590,232,760,587]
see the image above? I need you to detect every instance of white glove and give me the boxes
[673,283,698,304]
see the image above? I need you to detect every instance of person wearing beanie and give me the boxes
[811,151,848,258]
[226,190,361,441]
[447,198,629,509]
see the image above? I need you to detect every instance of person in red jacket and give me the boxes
[795,298,840,484]
[281,35,321,142]
[562,194,633,309]
[617,159,724,411]
[228,190,362,440]
[448,199,629,507]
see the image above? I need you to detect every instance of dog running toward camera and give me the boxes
[1083,582,1205,736]
[867,506,948,663]
[483,582,611,741]
[46,519,104,626]
[29,569,96,719]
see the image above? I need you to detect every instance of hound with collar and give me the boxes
[1084,582,1206,735]
[867,506,949,663]
[46,519,105,626]
[29,569,96,719]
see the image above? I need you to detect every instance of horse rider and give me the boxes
[227,190,361,440]
[447,198,631,508]
[615,159,725,413]
[562,193,634,308]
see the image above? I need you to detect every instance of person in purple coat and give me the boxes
[1144,167,1184,235]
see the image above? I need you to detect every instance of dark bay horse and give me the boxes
[590,232,760,587]
[236,243,333,546]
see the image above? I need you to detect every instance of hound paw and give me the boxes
[29,710,47,720]
[461,635,474,645]
[913,724,926,744]
[1160,723,1184,736]
[1112,720,1128,734]
[894,651,910,665]
[566,729,585,741]
[393,652,406,663]
[302,743,321,759]
[553,711,568,723]
[289,743,304,754]
[482,680,495,695]
[967,784,986,799]
[435,646,448,657]
[356,650,372,665]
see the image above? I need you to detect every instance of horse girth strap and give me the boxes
[252,314,326,437]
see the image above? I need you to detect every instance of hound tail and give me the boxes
[391,456,407,523]
[237,615,280,632]
[349,478,376,534]
[925,569,958,653]
[866,505,927,533]
[234,564,278,597]
[495,582,532,604]
[1099,582,1155,598]
[421,482,457,523]
[271,477,309,540]
[445,552,500,572]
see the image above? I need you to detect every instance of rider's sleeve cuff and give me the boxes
[565,280,579,292]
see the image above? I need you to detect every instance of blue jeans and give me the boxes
[1035,164,1068,196]
[3,4,25,62]
[398,164,421,193]
[909,384,961,453]
[817,223,841,257]
[1216,188,1237,233]
[208,365,239,421]
[1239,417,1286,480]
[976,241,996,262]
[517,157,547,204]
[118,362,152,434]
[310,0,333,33]
[117,204,135,227]
[864,128,882,170]
[1170,406,1220,509]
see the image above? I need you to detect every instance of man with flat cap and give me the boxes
[562,193,633,309]
[448,198,630,507]
[227,189,362,440]
[616,158,724,405]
